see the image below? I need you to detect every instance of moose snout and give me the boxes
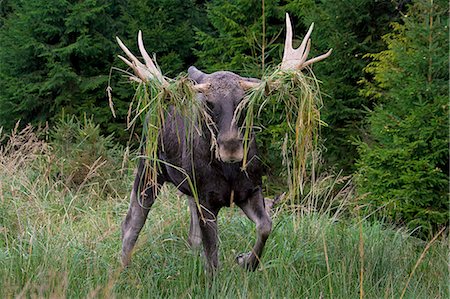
[218,135,244,163]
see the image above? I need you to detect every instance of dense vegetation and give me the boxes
[356,0,449,237]
[0,0,448,294]
[1,0,447,237]
[0,126,447,297]
[0,0,205,141]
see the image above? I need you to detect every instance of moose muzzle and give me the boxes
[217,132,244,163]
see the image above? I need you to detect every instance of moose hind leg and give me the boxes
[187,196,202,249]
[121,159,158,267]
[236,189,272,271]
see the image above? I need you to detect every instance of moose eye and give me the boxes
[205,100,214,111]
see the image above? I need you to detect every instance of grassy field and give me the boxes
[0,127,448,298]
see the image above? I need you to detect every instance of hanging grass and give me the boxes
[118,65,325,205]
[235,68,326,202]
[124,74,215,211]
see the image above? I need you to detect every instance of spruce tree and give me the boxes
[194,0,285,77]
[356,0,448,237]
[0,0,207,141]
[0,0,123,134]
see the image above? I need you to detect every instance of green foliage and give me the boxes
[0,0,123,134]
[0,0,208,142]
[50,115,127,193]
[0,0,13,27]
[195,0,285,77]
[118,0,207,77]
[356,0,449,237]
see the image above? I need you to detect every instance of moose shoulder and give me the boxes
[118,13,331,273]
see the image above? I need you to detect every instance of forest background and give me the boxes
[0,0,448,237]
[0,0,448,297]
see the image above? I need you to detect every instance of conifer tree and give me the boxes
[0,0,123,133]
[0,0,206,140]
[194,0,285,77]
[356,0,448,237]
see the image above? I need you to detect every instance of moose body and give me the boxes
[117,13,331,273]
[121,68,271,272]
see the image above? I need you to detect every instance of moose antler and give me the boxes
[116,31,167,84]
[117,31,210,92]
[239,13,332,91]
[281,13,332,71]
[117,14,331,91]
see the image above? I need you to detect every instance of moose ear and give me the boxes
[188,66,208,83]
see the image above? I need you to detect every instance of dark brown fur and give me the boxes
[121,67,272,273]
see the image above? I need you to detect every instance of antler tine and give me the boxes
[137,31,164,82]
[116,33,166,83]
[116,36,148,82]
[284,13,294,52]
[117,54,136,71]
[281,13,332,71]
[296,22,314,57]
[116,36,145,70]
[302,48,333,68]
[298,39,311,67]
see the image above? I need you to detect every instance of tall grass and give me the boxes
[0,126,447,298]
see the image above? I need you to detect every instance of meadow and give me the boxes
[0,125,447,298]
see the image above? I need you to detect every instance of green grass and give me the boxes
[0,128,448,298]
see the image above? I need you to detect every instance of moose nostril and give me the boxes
[217,133,244,163]
[220,156,242,164]
[218,145,244,164]
[219,139,241,152]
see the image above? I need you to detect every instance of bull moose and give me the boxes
[117,13,331,272]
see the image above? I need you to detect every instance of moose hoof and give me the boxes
[188,237,202,251]
[121,252,131,268]
[236,252,258,271]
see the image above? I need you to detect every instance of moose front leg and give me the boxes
[198,205,220,273]
[236,189,272,271]
[187,196,202,249]
[121,159,159,267]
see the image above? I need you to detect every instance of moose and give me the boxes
[117,13,331,272]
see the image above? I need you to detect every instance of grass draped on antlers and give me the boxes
[127,75,214,206]
[124,69,324,202]
[236,69,325,199]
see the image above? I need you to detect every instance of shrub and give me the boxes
[50,115,129,195]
